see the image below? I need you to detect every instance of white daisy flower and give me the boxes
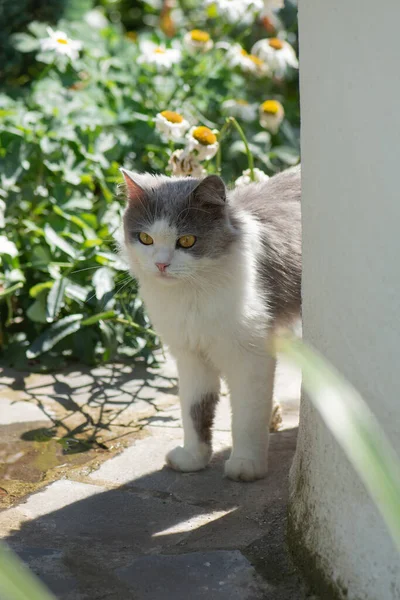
[227,44,269,77]
[155,110,190,140]
[137,40,181,69]
[0,235,18,257]
[168,149,206,178]
[251,37,298,76]
[259,100,285,133]
[235,168,270,187]
[84,9,109,29]
[222,99,257,122]
[40,27,82,61]
[206,0,263,25]
[184,29,213,53]
[186,126,219,161]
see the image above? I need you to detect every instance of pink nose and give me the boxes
[156,262,170,273]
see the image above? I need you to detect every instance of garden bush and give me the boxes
[0,0,300,369]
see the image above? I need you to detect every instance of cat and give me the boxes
[120,166,301,481]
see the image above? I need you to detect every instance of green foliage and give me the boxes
[1,2,300,369]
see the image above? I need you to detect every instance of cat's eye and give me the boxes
[138,232,154,245]
[177,235,196,249]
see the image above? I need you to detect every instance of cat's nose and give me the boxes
[155,262,170,273]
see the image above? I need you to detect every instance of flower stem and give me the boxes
[228,117,255,181]
[115,317,157,338]
[35,59,56,83]
[215,119,232,175]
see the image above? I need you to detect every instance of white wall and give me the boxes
[291,1,400,598]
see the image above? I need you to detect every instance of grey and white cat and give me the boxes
[121,166,301,481]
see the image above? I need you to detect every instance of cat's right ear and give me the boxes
[193,175,226,206]
[120,168,146,204]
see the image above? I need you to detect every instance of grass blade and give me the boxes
[0,542,56,600]
[275,334,400,553]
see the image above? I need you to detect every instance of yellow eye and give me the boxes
[138,232,154,245]
[177,235,196,249]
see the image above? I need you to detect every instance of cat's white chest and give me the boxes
[139,281,227,356]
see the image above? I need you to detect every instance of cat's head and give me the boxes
[121,169,238,284]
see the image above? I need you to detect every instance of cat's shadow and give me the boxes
[4,428,298,598]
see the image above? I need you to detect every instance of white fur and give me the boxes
[125,211,275,481]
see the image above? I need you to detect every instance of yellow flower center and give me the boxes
[56,38,68,45]
[236,99,249,105]
[240,48,249,56]
[248,54,264,67]
[261,100,281,115]
[160,110,184,124]
[192,126,217,146]
[154,47,166,54]
[268,38,284,50]
[190,29,210,43]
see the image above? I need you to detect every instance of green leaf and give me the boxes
[31,246,52,268]
[29,282,53,298]
[46,278,67,322]
[99,320,117,361]
[80,213,98,229]
[83,239,102,249]
[81,310,116,326]
[27,297,47,323]
[52,206,97,238]
[27,315,83,359]
[271,146,300,166]
[44,224,77,259]
[65,280,89,303]
[11,33,39,53]
[92,267,114,300]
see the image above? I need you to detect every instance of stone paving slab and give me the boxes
[3,428,307,599]
[88,426,231,486]
[0,352,309,600]
[0,397,53,425]
[0,481,106,537]
[116,550,269,600]
[16,547,80,599]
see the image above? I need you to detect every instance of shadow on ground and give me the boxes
[3,428,311,600]
[1,361,178,450]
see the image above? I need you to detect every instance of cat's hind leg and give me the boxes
[166,352,220,472]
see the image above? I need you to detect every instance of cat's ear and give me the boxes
[193,175,226,206]
[120,168,147,204]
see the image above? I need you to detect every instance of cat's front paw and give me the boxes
[224,455,268,482]
[166,445,211,473]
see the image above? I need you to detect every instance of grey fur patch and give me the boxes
[230,165,302,320]
[190,392,219,445]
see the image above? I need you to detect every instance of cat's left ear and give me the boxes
[120,168,147,204]
[193,175,226,206]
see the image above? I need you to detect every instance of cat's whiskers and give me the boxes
[71,265,102,275]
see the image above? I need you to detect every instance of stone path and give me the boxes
[0,354,312,600]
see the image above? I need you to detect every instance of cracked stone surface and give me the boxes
[0,353,314,599]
